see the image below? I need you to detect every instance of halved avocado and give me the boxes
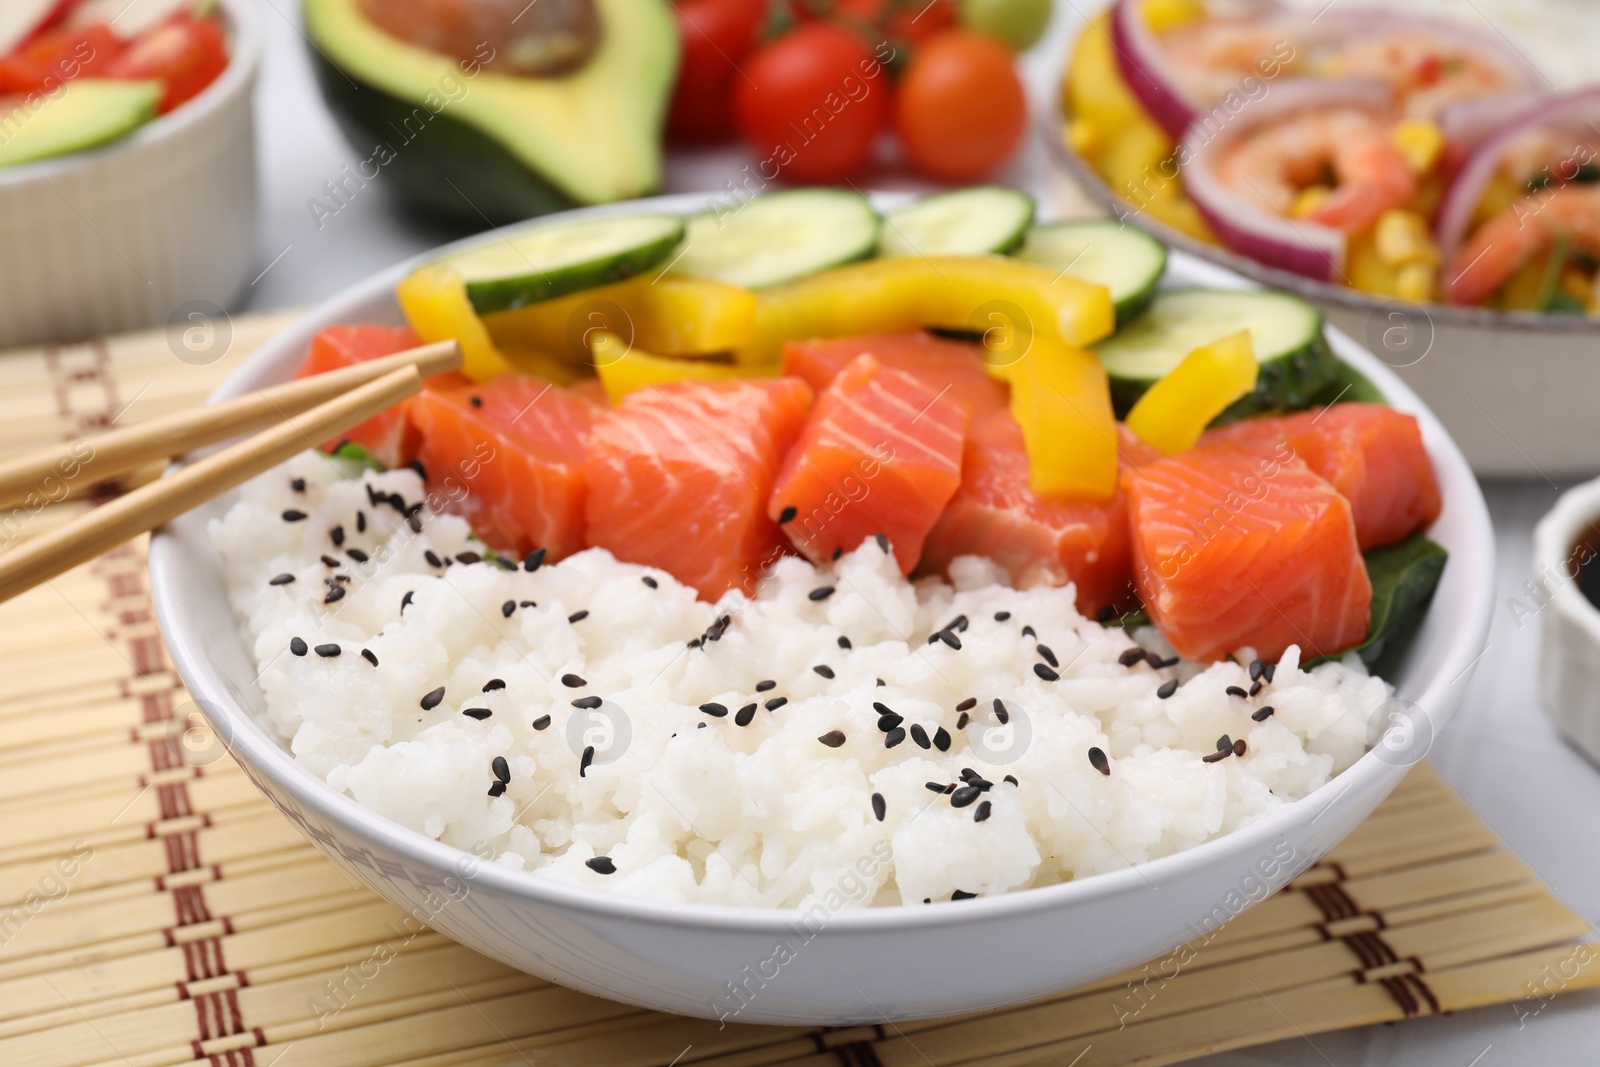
[303,0,677,226]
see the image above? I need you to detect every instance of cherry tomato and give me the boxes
[882,0,958,45]
[893,29,1025,182]
[0,23,122,94]
[105,15,228,114]
[733,23,887,183]
[665,0,765,144]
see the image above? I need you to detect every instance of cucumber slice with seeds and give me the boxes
[879,186,1035,257]
[1093,289,1337,420]
[674,189,880,289]
[437,213,686,315]
[1014,220,1166,325]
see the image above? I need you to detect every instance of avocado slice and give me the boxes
[303,0,677,226]
[0,80,162,169]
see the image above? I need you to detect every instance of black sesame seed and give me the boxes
[1145,651,1165,669]
[420,687,445,710]
[407,514,423,534]
[1250,680,1264,697]
[875,532,890,553]
[282,509,307,522]
[586,856,616,875]
[699,702,728,718]
[1249,659,1265,682]
[1262,663,1276,683]
[469,395,483,408]
[1216,734,1233,751]
[1155,655,1181,669]
[994,611,1011,622]
[809,586,835,601]
[1252,706,1275,721]
[1022,625,1036,638]
[813,664,835,679]
[401,590,414,613]
[314,643,340,658]
[1226,685,1250,699]
[520,547,546,573]
[765,696,788,711]
[323,584,345,605]
[290,477,306,492]
[425,550,444,568]
[1088,747,1110,776]
[561,674,586,688]
[290,637,307,656]
[871,793,886,822]
[1202,748,1231,763]
[502,600,516,618]
[974,800,992,823]
[330,526,345,547]
[1003,774,1018,786]
[408,458,427,480]
[532,715,551,731]
[877,712,903,732]
[926,781,949,793]
[1157,679,1179,699]
[818,730,846,748]
[320,555,341,568]
[361,648,378,666]
[487,781,506,797]
[1234,738,1248,756]
[463,708,492,721]
[992,698,1009,725]
[269,572,295,586]
[1035,644,1058,668]
[348,548,369,563]
[641,574,658,588]
[572,696,603,710]
[735,703,757,726]
[755,679,776,692]
[1034,663,1059,681]
[831,546,843,561]
[580,746,594,776]
[876,678,886,686]
[910,724,931,749]
[356,511,366,533]
[1119,648,1146,667]
[936,629,961,650]
[777,505,797,524]
[483,678,505,692]
[456,551,481,565]
[956,712,970,730]
[1098,605,1116,622]
[563,610,589,625]
[521,600,536,608]
[933,726,951,751]
[950,785,981,808]
[947,615,969,633]
[837,635,852,650]
[952,890,977,900]
[884,726,906,749]
[953,699,976,715]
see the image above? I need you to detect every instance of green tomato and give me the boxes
[960,0,1051,52]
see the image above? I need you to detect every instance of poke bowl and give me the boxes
[1048,0,1600,478]
[149,190,1494,1024]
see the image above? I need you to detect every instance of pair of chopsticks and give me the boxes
[0,339,462,603]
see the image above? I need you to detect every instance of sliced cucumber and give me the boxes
[437,213,686,315]
[673,189,879,289]
[879,186,1035,257]
[1093,289,1338,420]
[1013,220,1166,325]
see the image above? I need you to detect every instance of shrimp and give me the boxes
[1319,33,1526,119]
[1160,19,1303,102]
[1444,185,1600,306]
[1213,108,1417,235]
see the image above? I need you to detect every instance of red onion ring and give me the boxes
[1435,86,1600,259]
[1437,91,1542,151]
[1108,0,1207,141]
[1177,78,1394,281]
[1304,10,1544,105]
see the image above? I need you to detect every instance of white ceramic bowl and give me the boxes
[149,193,1496,1024]
[0,0,260,349]
[1535,480,1600,765]
[1045,106,1600,480]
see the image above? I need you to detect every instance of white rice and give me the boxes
[212,453,1392,908]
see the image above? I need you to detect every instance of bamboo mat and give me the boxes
[2,314,1598,1067]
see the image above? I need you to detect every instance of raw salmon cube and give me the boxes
[585,378,814,600]
[921,417,1158,618]
[410,375,596,561]
[1203,404,1441,549]
[1126,443,1371,662]
[770,354,969,574]
[783,331,1010,420]
[297,323,429,468]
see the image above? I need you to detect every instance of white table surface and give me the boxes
[238,1,1600,1061]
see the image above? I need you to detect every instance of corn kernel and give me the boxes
[1561,266,1592,304]
[1067,118,1098,157]
[1142,0,1204,32]
[1392,119,1444,176]
[1292,185,1332,218]
[1374,210,1440,268]
[1396,263,1435,303]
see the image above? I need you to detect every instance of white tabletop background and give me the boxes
[236,1,1600,1061]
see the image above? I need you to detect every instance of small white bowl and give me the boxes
[0,0,260,349]
[149,193,1496,1024]
[1535,481,1600,764]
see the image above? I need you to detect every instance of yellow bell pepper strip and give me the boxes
[483,275,758,365]
[738,255,1115,371]
[1126,330,1259,455]
[1006,336,1121,500]
[395,265,563,383]
[590,331,748,403]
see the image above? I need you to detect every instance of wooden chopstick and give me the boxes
[0,366,426,604]
[0,340,460,509]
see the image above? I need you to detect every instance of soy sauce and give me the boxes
[1574,524,1600,609]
